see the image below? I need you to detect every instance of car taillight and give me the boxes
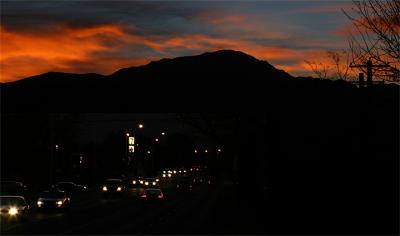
[141,194,147,198]
[157,194,164,199]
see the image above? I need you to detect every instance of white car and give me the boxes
[0,195,30,221]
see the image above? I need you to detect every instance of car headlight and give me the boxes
[132,180,137,184]
[102,186,107,191]
[37,200,43,206]
[57,201,63,206]
[117,187,122,191]
[8,207,18,215]
[152,182,156,185]
[139,180,144,184]
[184,170,187,173]
[145,182,149,186]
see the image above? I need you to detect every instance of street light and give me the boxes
[138,123,144,129]
[161,132,166,136]
[126,132,130,137]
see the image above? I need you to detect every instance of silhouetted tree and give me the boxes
[343,0,400,82]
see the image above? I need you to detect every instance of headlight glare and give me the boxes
[102,186,107,191]
[9,207,18,215]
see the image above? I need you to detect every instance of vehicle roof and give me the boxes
[144,188,162,192]
[0,195,25,199]
[105,179,123,182]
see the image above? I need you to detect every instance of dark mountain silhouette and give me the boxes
[0,49,364,112]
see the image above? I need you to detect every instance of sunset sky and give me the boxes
[0,1,354,82]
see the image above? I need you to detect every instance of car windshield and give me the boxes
[0,197,26,206]
[105,180,122,185]
[40,192,66,198]
[144,189,161,194]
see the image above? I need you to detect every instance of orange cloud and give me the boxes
[0,24,135,82]
[1,23,341,82]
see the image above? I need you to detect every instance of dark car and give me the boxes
[176,177,193,191]
[131,176,143,187]
[144,178,159,187]
[140,188,164,203]
[0,181,28,197]
[101,179,125,197]
[37,190,70,210]
[0,196,30,221]
[55,182,87,195]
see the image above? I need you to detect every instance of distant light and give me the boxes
[194,150,198,153]
[55,144,59,150]
[155,138,159,142]
[147,150,151,154]
[217,149,222,152]
[205,149,208,153]
[173,170,177,174]
[117,187,122,191]
[161,132,166,136]
[163,171,166,174]
[102,186,107,191]
[132,180,136,184]
[168,173,172,177]
[126,133,130,137]
[162,174,166,178]
[138,124,144,129]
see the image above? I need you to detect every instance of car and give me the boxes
[176,177,193,191]
[101,179,125,196]
[36,190,71,210]
[55,182,87,195]
[140,188,165,203]
[143,178,159,187]
[1,181,28,197]
[131,177,143,187]
[0,196,30,221]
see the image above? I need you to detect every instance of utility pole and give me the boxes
[350,59,390,87]
[49,115,55,187]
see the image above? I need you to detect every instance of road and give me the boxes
[1,181,244,235]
